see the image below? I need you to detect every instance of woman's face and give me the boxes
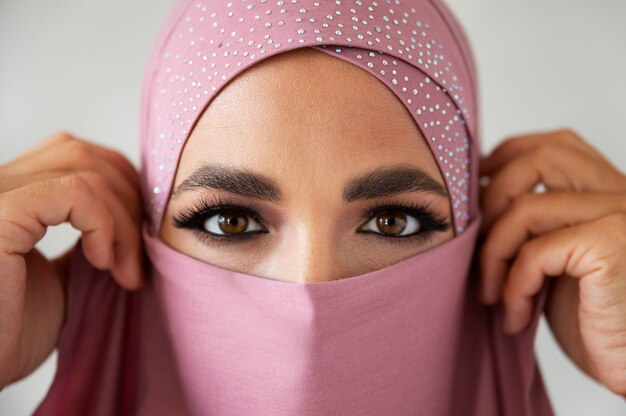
[159,48,455,283]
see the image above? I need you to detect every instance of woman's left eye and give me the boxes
[203,210,264,236]
[359,210,421,237]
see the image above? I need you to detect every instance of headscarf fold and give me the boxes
[34,1,554,415]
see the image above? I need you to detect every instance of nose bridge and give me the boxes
[283,224,345,284]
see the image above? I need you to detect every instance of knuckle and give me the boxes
[497,134,525,153]
[599,372,626,397]
[110,149,132,166]
[60,173,93,198]
[498,193,537,230]
[556,127,583,143]
[510,192,536,214]
[79,171,109,192]
[45,130,74,145]
[531,143,555,165]
[502,133,525,146]
[48,130,75,145]
[36,130,74,149]
[65,140,94,164]
[486,134,524,160]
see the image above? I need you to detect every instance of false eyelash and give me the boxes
[356,198,452,245]
[172,194,269,247]
[172,195,452,247]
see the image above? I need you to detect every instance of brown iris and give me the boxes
[376,210,408,236]
[217,211,248,234]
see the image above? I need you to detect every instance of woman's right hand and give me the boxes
[0,131,144,389]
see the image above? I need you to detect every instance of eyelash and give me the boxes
[172,195,452,247]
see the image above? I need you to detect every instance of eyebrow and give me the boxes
[343,165,449,202]
[171,164,282,203]
[170,163,449,203]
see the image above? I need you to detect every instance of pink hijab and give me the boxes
[34,1,554,415]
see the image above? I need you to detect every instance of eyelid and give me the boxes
[202,210,265,237]
[172,195,270,248]
[355,199,451,239]
[358,211,421,237]
[172,195,269,230]
[172,196,451,246]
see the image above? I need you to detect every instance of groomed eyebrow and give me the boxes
[171,164,282,203]
[343,165,449,202]
[170,163,449,203]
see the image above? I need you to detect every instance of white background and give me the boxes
[1,0,625,414]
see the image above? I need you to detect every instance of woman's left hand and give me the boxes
[478,128,626,397]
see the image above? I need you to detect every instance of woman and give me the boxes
[1,0,625,414]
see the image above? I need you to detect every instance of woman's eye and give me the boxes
[174,199,450,245]
[359,210,421,237]
[203,210,264,236]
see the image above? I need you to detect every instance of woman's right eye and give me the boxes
[171,198,269,244]
[203,211,265,236]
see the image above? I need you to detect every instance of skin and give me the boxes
[159,48,455,283]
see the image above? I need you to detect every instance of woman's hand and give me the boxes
[0,131,144,389]
[478,128,626,397]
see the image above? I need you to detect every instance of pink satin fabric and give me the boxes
[33,0,555,414]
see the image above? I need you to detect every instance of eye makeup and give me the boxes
[172,194,452,248]
[356,198,451,245]
[172,194,269,247]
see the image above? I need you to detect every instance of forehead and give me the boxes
[177,48,439,184]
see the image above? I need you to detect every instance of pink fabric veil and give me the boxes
[33,1,555,415]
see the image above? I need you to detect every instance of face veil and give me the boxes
[33,1,555,415]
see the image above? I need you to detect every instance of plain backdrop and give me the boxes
[1,0,625,414]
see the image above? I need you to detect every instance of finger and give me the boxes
[7,131,84,161]
[0,251,26,386]
[71,134,140,188]
[479,191,626,304]
[4,139,142,226]
[501,213,626,334]
[0,173,143,290]
[479,128,610,176]
[7,131,139,189]
[0,176,117,266]
[0,171,69,193]
[71,171,144,290]
[480,143,624,233]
